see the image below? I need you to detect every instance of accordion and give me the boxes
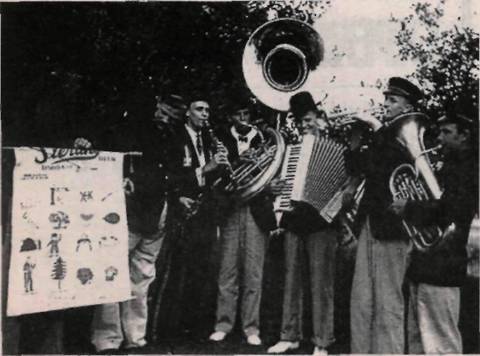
[274,134,349,226]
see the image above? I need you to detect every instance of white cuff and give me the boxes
[195,167,205,187]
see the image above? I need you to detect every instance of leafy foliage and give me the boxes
[391,1,479,118]
[2,1,329,146]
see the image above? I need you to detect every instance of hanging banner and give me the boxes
[7,147,131,316]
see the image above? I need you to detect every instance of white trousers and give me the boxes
[91,203,167,351]
[407,282,462,354]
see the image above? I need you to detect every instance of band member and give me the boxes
[88,91,180,353]
[391,111,478,354]
[268,92,337,356]
[153,95,228,338]
[346,77,424,354]
[208,97,276,346]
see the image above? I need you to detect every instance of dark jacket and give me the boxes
[90,118,169,235]
[215,126,277,233]
[346,121,411,240]
[165,125,217,214]
[405,149,478,286]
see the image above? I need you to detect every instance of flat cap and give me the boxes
[383,77,423,104]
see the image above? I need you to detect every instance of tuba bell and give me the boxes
[222,19,324,202]
[388,112,454,252]
[243,18,324,112]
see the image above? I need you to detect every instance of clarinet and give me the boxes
[204,122,235,181]
[186,122,233,220]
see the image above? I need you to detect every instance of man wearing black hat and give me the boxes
[84,92,180,353]
[267,91,338,356]
[208,97,276,346]
[154,95,229,338]
[346,77,425,354]
[390,111,478,354]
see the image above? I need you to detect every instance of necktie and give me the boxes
[196,132,203,153]
[238,135,248,143]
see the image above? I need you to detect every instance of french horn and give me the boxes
[388,112,454,252]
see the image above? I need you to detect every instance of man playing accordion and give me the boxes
[268,92,338,356]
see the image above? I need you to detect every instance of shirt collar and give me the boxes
[231,126,256,141]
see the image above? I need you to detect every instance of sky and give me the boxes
[304,0,479,112]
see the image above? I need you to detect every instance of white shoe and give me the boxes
[267,340,300,353]
[312,346,328,356]
[209,331,227,342]
[246,334,262,346]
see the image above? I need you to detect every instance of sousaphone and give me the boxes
[226,18,324,202]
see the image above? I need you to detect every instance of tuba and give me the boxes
[388,112,454,252]
[243,18,324,111]
[224,18,324,202]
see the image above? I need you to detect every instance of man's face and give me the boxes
[437,123,468,155]
[186,101,210,130]
[230,108,251,128]
[299,110,323,135]
[383,94,413,121]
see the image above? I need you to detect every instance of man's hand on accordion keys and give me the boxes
[268,177,287,196]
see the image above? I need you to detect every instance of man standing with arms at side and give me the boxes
[346,77,424,354]
[391,111,478,354]
[89,92,183,353]
[267,92,337,356]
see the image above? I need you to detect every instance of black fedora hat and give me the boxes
[289,91,317,119]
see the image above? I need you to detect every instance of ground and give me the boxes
[5,231,479,354]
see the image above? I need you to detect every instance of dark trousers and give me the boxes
[151,202,218,339]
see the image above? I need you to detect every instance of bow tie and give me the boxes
[238,135,248,143]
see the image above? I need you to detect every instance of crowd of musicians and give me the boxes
[6,75,478,355]
[71,75,477,355]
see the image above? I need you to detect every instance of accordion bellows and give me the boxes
[274,134,349,224]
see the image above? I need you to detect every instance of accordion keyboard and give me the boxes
[273,134,348,225]
[273,143,302,224]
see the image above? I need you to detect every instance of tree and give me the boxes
[391,1,479,119]
[2,1,331,146]
[51,257,67,290]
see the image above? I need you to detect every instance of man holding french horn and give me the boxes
[390,110,478,354]
[209,95,276,346]
[346,77,424,354]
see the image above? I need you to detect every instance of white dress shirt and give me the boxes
[185,124,207,186]
[230,126,257,155]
